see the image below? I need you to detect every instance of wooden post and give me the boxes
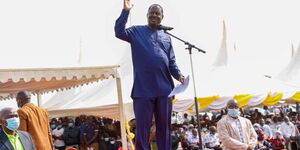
[116,73,128,150]
[37,92,42,107]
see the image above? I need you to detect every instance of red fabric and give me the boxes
[270,138,286,147]
[118,148,130,150]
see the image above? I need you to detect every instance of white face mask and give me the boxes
[110,141,115,144]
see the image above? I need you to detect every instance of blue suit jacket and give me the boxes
[0,129,36,150]
[115,9,183,98]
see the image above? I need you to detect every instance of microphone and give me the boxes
[156,24,174,31]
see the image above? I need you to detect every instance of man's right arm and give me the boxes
[114,0,134,42]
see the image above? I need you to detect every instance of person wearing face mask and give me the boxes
[99,134,108,150]
[187,129,200,150]
[108,137,120,150]
[50,122,56,133]
[203,126,221,150]
[0,107,36,150]
[270,131,286,150]
[16,90,53,150]
[259,118,273,139]
[103,133,111,150]
[52,120,65,150]
[253,124,272,150]
[280,116,295,150]
[217,100,257,150]
[186,124,194,139]
[64,119,80,149]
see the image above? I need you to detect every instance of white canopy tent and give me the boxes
[0,66,128,149]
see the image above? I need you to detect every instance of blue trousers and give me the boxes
[133,96,173,150]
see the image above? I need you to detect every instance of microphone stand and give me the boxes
[164,30,206,150]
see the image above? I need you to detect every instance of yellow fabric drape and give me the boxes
[291,91,300,101]
[234,94,253,107]
[125,122,135,150]
[187,96,219,111]
[172,98,178,104]
[262,93,283,106]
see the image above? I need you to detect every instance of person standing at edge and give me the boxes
[217,100,257,150]
[0,107,36,150]
[16,90,54,150]
[114,0,185,149]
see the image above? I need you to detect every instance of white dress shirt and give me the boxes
[280,122,295,138]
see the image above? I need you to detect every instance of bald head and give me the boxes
[0,107,18,120]
[209,126,217,134]
[227,99,239,109]
[16,90,31,108]
[0,107,19,133]
[16,90,31,100]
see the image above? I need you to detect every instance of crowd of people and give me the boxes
[2,90,300,150]
[47,103,300,150]
[168,104,300,150]
[50,115,124,150]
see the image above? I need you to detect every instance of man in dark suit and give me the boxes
[0,107,36,150]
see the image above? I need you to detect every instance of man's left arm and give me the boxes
[17,110,28,131]
[168,40,184,82]
[247,119,258,148]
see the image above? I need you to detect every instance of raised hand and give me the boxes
[124,0,133,11]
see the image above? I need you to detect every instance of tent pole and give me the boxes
[116,75,128,150]
[37,92,42,107]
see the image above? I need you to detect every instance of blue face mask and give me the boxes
[228,108,240,117]
[68,123,74,128]
[51,124,56,129]
[104,138,109,142]
[202,128,207,132]
[57,125,62,129]
[6,117,20,131]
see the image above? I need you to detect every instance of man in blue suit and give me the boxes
[0,107,36,150]
[115,0,185,149]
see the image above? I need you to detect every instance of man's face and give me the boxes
[0,109,18,128]
[147,5,163,28]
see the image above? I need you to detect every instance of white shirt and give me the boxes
[171,116,179,124]
[280,122,295,138]
[187,130,193,139]
[53,127,65,147]
[262,124,273,138]
[270,122,281,137]
[203,133,220,149]
[233,119,244,142]
[188,135,199,147]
